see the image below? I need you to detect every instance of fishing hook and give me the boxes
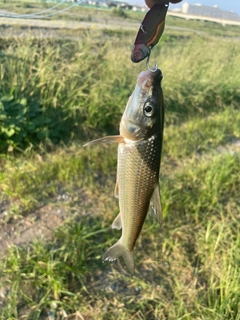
[146,49,158,72]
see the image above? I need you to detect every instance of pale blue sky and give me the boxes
[129,1,240,16]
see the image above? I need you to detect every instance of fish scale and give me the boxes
[118,135,161,252]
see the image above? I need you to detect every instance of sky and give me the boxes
[129,1,240,16]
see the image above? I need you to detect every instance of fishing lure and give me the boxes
[131,3,169,63]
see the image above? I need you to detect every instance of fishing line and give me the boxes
[0,0,76,19]
[36,3,77,18]
[0,0,65,17]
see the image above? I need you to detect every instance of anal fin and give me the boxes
[112,213,122,230]
[149,183,162,224]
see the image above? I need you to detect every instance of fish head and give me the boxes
[120,69,163,141]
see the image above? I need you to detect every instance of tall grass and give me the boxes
[156,36,240,122]
[164,108,240,158]
[0,30,240,151]
[0,32,135,151]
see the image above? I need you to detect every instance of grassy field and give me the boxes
[0,4,240,320]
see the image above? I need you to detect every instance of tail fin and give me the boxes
[102,242,134,275]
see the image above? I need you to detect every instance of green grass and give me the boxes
[164,108,240,158]
[0,30,239,151]
[0,12,240,320]
[1,152,239,319]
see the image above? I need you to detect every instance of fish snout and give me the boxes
[137,69,163,88]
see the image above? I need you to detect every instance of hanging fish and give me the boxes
[84,69,165,274]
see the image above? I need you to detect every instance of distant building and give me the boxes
[108,0,132,9]
[171,8,182,13]
[182,2,240,21]
[132,5,147,12]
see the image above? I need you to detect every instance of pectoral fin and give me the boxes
[149,183,162,224]
[112,213,122,230]
[83,135,123,147]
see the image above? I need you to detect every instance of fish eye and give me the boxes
[144,103,154,117]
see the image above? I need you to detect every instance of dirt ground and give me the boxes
[0,11,212,39]
[0,189,87,256]
[0,14,137,34]
[0,203,67,253]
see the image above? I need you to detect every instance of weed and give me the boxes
[0,31,240,151]
[111,8,128,19]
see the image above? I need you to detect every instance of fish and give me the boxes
[84,69,165,274]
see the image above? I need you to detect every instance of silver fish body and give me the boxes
[84,69,164,274]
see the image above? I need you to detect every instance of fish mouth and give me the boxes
[137,69,162,87]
